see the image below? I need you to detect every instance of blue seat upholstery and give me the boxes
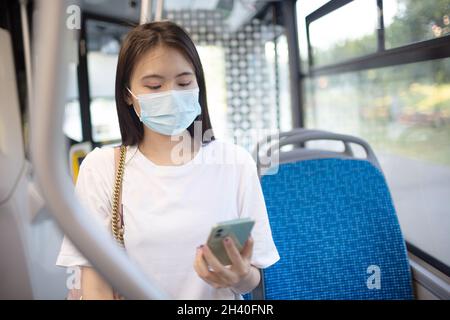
[259,158,413,300]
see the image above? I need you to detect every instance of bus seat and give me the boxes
[249,129,413,300]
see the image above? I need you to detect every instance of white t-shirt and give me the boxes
[56,139,280,299]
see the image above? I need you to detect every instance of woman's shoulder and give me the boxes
[79,145,115,177]
[82,145,114,166]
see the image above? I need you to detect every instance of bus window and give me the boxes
[86,19,131,143]
[63,43,82,142]
[196,44,228,139]
[265,33,292,133]
[297,0,450,270]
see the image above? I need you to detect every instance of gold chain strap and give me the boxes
[111,145,126,246]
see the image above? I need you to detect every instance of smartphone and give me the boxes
[206,217,255,266]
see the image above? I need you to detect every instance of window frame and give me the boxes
[303,0,450,77]
[77,12,135,148]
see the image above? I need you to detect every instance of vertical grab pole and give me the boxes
[19,0,33,110]
[140,0,152,24]
[19,0,33,158]
[155,0,164,21]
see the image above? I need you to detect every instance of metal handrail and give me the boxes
[254,129,382,172]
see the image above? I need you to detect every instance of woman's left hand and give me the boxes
[193,236,258,292]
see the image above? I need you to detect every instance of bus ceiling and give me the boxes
[78,0,276,31]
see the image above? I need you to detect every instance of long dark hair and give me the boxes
[115,21,215,146]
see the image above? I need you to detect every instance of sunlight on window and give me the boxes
[63,62,82,142]
[265,37,292,132]
[87,51,121,142]
[310,0,378,51]
[308,0,379,66]
[196,45,229,140]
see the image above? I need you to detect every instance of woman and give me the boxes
[56,21,279,300]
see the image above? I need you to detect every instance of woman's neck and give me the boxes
[138,128,200,166]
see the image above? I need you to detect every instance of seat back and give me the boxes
[251,129,413,299]
[261,157,413,299]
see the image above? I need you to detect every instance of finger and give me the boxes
[202,245,236,283]
[223,236,245,268]
[194,247,224,287]
[194,247,214,278]
[240,236,254,260]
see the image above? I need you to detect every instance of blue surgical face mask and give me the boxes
[127,87,201,136]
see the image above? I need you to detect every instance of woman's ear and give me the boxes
[125,87,134,105]
[126,91,135,106]
[125,95,133,106]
